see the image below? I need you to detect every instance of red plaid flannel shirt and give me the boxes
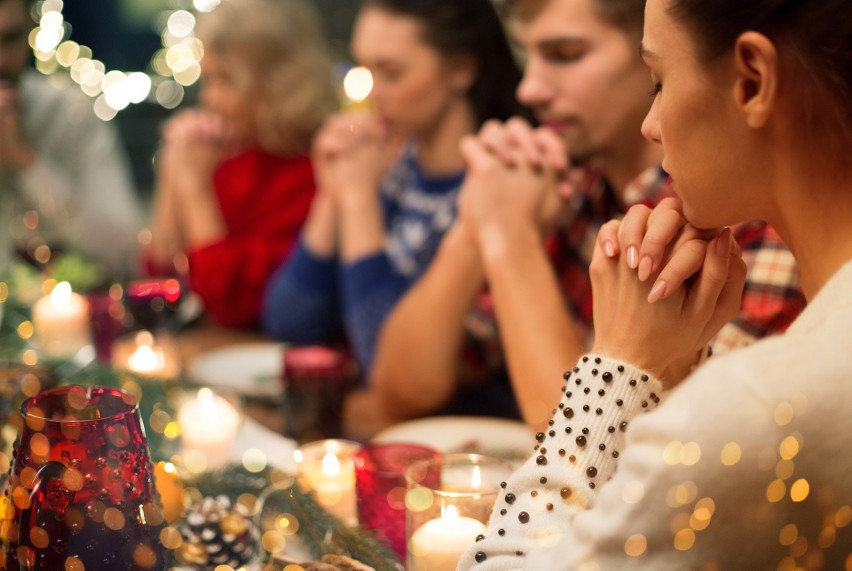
[462,165,806,385]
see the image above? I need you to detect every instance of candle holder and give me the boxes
[405,454,514,571]
[352,443,439,561]
[110,330,181,379]
[293,439,360,525]
[0,385,172,570]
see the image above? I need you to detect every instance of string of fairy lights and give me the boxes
[29,0,221,121]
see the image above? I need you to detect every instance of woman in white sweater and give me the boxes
[458,0,852,568]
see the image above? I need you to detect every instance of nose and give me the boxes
[641,98,662,145]
[516,58,553,109]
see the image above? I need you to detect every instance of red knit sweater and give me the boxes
[187,149,315,328]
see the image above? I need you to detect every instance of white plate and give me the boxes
[372,416,535,463]
[186,342,285,399]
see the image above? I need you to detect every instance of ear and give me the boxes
[732,31,780,128]
[448,55,478,94]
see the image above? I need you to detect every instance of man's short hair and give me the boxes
[503,0,645,40]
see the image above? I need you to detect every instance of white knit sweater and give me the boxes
[458,260,852,570]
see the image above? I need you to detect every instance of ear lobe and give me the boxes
[733,31,779,128]
[449,56,478,94]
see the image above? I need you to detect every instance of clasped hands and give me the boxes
[157,109,235,192]
[311,112,397,205]
[591,198,747,386]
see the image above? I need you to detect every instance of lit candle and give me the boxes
[111,331,179,378]
[294,439,359,524]
[342,66,373,111]
[178,388,241,470]
[32,281,92,358]
[408,505,487,571]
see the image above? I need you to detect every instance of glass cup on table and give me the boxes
[352,442,439,562]
[0,385,172,570]
[405,453,514,571]
[293,438,361,525]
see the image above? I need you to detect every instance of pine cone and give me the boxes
[176,495,259,570]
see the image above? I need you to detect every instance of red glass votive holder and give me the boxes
[353,443,439,561]
[0,386,171,570]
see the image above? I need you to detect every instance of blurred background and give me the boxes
[37,0,359,196]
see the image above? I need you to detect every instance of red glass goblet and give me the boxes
[0,386,172,570]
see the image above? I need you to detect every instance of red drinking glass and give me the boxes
[0,386,172,570]
[353,443,439,561]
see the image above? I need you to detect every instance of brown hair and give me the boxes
[503,0,646,41]
[196,0,338,155]
[668,0,852,155]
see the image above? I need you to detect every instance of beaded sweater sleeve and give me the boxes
[457,354,662,570]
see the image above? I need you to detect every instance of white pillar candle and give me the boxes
[409,505,487,571]
[178,388,241,470]
[32,281,92,358]
[294,439,358,524]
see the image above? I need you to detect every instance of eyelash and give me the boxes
[648,83,662,98]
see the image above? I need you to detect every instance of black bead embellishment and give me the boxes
[540,448,547,454]
[641,374,649,382]
[549,430,556,437]
[540,477,547,484]
[565,427,572,434]
[583,388,591,394]
[563,371,572,381]
[535,432,545,443]
[594,357,601,364]
[596,408,603,415]
[476,534,485,542]
[505,493,516,504]
[617,365,624,372]
[546,503,554,511]
[576,435,587,446]
[518,512,530,524]
[548,419,555,426]
[598,389,606,396]
[498,529,505,536]
[582,356,589,363]
[558,449,566,456]
[599,444,606,451]
[560,488,572,499]
[587,466,598,478]
[608,426,615,433]
[629,379,637,386]
[642,401,649,408]
[564,408,574,419]
[500,481,507,488]
[475,552,487,563]
[620,421,628,431]
[583,405,590,412]
[616,399,624,406]
[612,451,620,458]
[591,369,599,376]
[575,379,582,386]
[536,455,547,466]
[500,509,507,516]
[589,482,596,490]
[582,428,590,434]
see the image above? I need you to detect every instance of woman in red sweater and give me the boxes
[147,0,338,328]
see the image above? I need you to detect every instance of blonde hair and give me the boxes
[196,0,338,155]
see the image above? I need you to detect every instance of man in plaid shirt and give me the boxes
[367,0,805,431]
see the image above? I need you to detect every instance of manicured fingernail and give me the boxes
[627,246,639,269]
[715,231,731,256]
[638,256,654,282]
[604,240,615,257]
[647,280,667,303]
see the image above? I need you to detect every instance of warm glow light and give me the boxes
[471,465,481,489]
[193,0,221,13]
[443,504,460,521]
[167,10,196,38]
[343,66,373,102]
[50,281,72,305]
[322,452,341,477]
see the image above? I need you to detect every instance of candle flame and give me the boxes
[197,388,218,422]
[343,66,373,102]
[321,452,341,477]
[50,281,72,305]
[472,465,482,490]
[443,504,460,521]
[127,344,164,374]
